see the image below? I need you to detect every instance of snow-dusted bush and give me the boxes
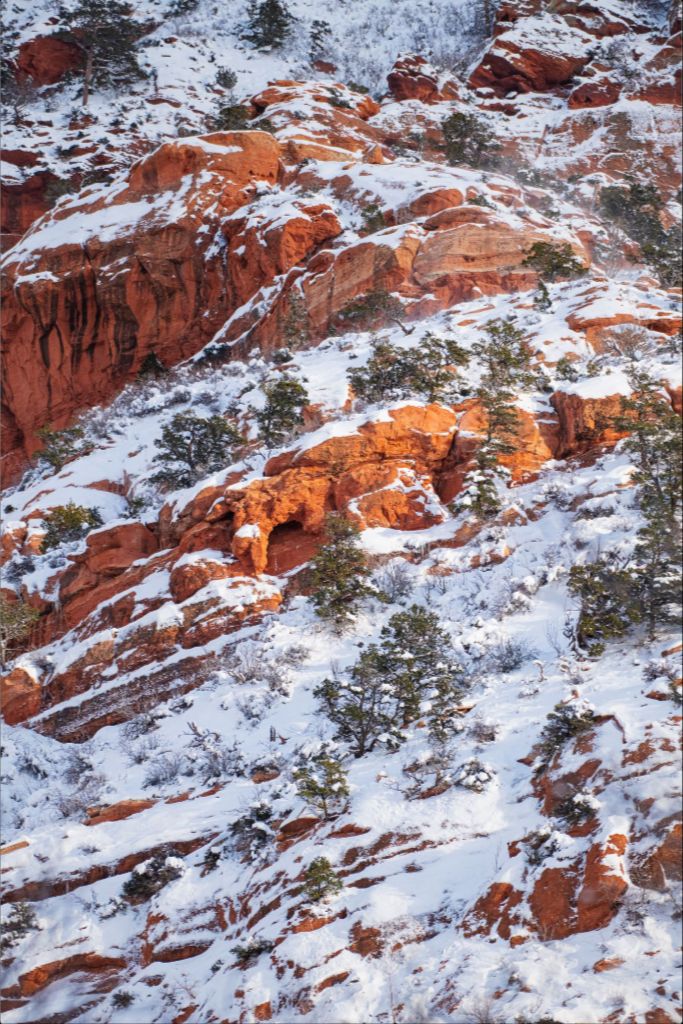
[112,991,135,1009]
[455,758,495,792]
[554,791,600,826]
[469,719,498,744]
[121,855,185,905]
[539,702,596,759]
[230,936,274,966]
[41,503,103,551]
[0,594,38,666]
[185,722,245,782]
[229,643,291,693]
[375,560,414,603]
[229,800,274,857]
[143,752,185,789]
[524,826,561,866]
[401,741,459,798]
[0,902,40,954]
[485,636,536,674]
[56,770,105,819]
[281,643,309,667]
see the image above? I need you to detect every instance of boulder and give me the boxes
[387,55,443,103]
[0,665,41,725]
[16,34,83,86]
[568,77,621,108]
[469,16,592,95]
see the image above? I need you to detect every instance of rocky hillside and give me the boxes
[1,1,682,1022]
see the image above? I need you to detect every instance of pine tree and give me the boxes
[617,371,682,638]
[256,376,309,447]
[36,424,90,470]
[315,647,400,756]
[441,111,500,168]
[244,0,293,49]
[309,19,332,61]
[152,412,243,489]
[534,280,552,311]
[376,605,463,730]
[0,902,39,954]
[339,289,414,336]
[294,750,350,819]
[315,605,464,754]
[456,319,537,520]
[600,177,682,288]
[522,242,587,282]
[41,502,103,551]
[0,596,39,667]
[59,0,147,106]
[568,560,641,656]
[310,514,374,632]
[348,333,468,405]
[282,292,309,352]
[302,857,343,901]
[471,318,539,392]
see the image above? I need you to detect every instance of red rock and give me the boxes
[469,18,591,95]
[316,971,350,992]
[593,957,625,972]
[0,666,41,725]
[0,839,29,856]
[172,1006,198,1024]
[169,558,242,603]
[576,833,628,932]
[84,798,156,826]
[1,172,59,247]
[291,914,335,934]
[254,1002,272,1021]
[568,77,621,108]
[17,953,125,997]
[279,816,320,838]
[630,823,682,891]
[462,881,524,941]
[1,132,282,479]
[329,823,372,838]
[529,865,580,940]
[348,922,383,958]
[16,34,83,86]
[225,405,457,573]
[550,390,628,458]
[387,55,442,103]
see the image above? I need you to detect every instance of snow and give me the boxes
[1,1,681,1021]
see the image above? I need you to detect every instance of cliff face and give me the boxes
[1,2,681,1023]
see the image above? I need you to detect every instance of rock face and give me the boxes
[1,130,340,475]
[387,54,458,103]
[1,81,594,482]
[469,14,591,95]
[16,35,83,86]
[0,171,57,249]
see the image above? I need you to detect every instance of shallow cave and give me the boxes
[265,520,321,576]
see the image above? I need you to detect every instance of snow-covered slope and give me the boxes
[1,1,681,1023]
